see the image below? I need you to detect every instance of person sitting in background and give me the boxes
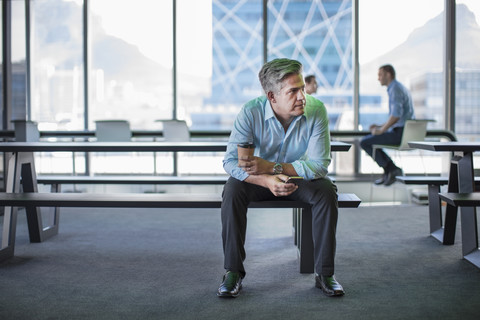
[218,58,344,298]
[304,74,318,95]
[360,64,415,186]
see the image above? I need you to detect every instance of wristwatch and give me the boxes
[273,163,283,174]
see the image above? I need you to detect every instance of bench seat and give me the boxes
[439,192,480,207]
[0,192,360,208]
[0,192,360,273]
[395,175,480,244]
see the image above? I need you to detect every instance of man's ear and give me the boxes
[267,91,276,103]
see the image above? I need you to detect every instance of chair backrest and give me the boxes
[161,120,190,142]
[398,120,429,150]
[95,120,131,142]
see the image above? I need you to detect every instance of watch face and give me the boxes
[274,163,283,174]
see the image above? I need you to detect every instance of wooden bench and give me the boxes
[0,192,361,274]
[438,192,480,268]
[438,192,480,206]
[396,176,480,244]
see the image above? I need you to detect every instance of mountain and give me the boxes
[360,4,480,92]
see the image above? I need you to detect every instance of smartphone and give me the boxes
[285,176,304,184]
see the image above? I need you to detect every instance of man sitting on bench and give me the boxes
[218,58,344,298]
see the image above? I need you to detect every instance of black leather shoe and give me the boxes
[315,274,345,297]
[374,173,387,185]
[217,271,242,298]
[384,167,403,186]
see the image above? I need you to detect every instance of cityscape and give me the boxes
[6,1,480,141]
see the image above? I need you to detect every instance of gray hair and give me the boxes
[258,58,303,94]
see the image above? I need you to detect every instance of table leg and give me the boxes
[456,152,479,266]
[428,184,445,242]
[17,152,60,243]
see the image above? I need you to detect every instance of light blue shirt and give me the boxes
[387,79,415,129]
[223,95,331,181]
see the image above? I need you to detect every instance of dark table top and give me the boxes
[0,140,351,153]
[408,141,480,153]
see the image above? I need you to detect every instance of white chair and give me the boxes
[372,119,430,153]
[371,119,430,201]
[95,120,131,142]
[159,120,191,176]
[161,120,190,142]
[94,120,132,175]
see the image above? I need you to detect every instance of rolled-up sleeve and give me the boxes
[223,107,254,181]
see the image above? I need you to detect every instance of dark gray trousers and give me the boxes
[221,177,338,277]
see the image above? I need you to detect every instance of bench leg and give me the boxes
[427,184,450,243]
[292,208,299,246]
[298,207,314,273]
[0,206,18,262]
[0,153,21,262]
[443,204,457,245]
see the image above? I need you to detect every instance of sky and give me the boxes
[359,0,480,63]
[14,1,480,68]
[89,0,212,76]
[90,0,480,67]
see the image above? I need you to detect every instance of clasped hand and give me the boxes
[239,156,298,197]
[238,155,270,175]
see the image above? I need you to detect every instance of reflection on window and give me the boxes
[206,0,263,131]
[90,0,172,130]
[268,0,353,132]
[31,0,84,131]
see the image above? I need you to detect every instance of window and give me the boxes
[268,0,353,132]
[358,0,444,174]
[31,0,84,131]
[456,0,480,141]
[89,0,173,130]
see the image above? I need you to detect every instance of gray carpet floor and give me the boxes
[1,204,479,320]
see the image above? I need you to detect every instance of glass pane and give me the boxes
[0,3,3,127]
[12,0,27,121]
[455,1,480,142]
[268,0,353,132]
[206,0,263,132]
[177,0,212,129]
[31,0,84,131]
[90,0,173,130]
[359,0,444,174]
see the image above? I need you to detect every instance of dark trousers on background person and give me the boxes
[221,176,339,278]
[360,127,404,168]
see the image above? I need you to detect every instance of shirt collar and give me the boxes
[387,79,397,90]
[264,98,276,120]
[263,97,306,124]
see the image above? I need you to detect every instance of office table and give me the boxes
[0,140,351,261]
[408,141,480,268]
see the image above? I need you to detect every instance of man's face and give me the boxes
[270,73,306,119]
[378,68,391,86]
